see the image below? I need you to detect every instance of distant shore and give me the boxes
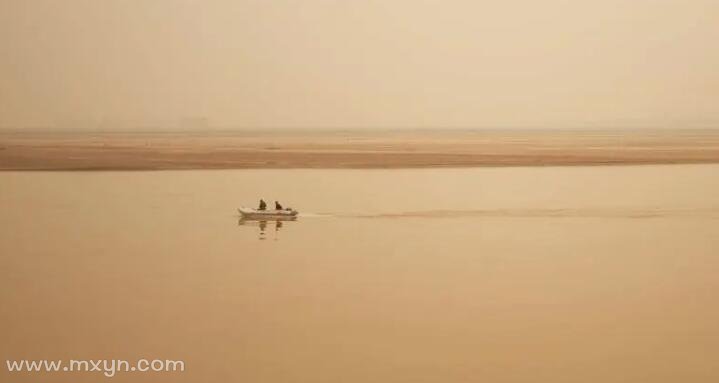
[2,130,718,170]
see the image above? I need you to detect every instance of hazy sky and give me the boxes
[1,0,718,129]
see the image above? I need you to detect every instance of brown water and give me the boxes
[2,165,719,382]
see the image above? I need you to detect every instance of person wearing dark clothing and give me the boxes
[258,199,267,210]
[275,201,283,210]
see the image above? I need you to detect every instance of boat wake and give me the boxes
[318,207,719,220]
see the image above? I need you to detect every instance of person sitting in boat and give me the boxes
[275,201,283,210]
[258,199,267,210]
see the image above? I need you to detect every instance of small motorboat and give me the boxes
[238,207,299,219]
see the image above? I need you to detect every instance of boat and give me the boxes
[238,207,299,219]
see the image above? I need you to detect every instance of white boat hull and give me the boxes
[238,207,299,219]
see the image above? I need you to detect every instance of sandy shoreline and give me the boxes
[2,130,719,170]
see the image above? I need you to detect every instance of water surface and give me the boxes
[2,165,718,382]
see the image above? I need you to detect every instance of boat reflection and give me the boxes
[238,216,296,240]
